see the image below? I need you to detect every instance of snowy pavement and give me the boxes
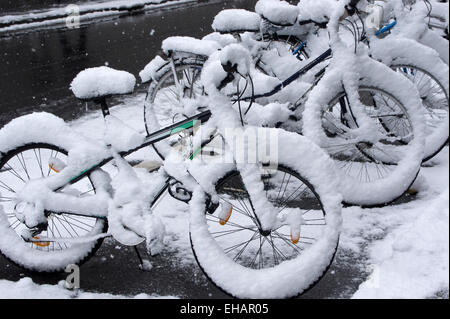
[0,277,177,299]
[0,94,448,299]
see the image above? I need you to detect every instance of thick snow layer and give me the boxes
[70,66,136,100]
[139,55,167,83]
[212,9,261,33]
[385,0,450,66]
[188,125,344,298]
[339,147,449,299]
[0,88,445,298]
[186,57,344,297]
[202,32,237,48]
[86,95,449,298]
[0,277,177,299]
[297,0,342,23]
[161,36,222,57]
[219,44,252,75]
[369,35,449,161]
[353,190,449,299]
[303,53,426,206]
[255,0,299,26]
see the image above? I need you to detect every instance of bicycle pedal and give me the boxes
[133,160,163,172]
[31,236,51,247]
[219,203,233,226]
[48,157,66,173]
[290,226,301,245]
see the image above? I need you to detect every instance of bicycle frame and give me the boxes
[250,48,332,101]
[7,108,215,247]
[15,99,283,243]
[67,109,212,187]
[243,18,400,107]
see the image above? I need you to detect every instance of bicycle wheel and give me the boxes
[370,37,449,162]
[303,57,425,207]
[144,60,205,159]
[189,131,342,298]
[391,65,448,161]
[0,143,107,272]
[419,28,449,65]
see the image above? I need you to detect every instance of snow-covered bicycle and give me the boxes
[0,52,342,298]
[142,1,427,207]
[382,0,449,66]
[340,0,449,162]
[144,0,448,165]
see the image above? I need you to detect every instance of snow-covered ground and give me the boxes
[346,150,449,299]
[0,277,177,299]
[1,92,447,299]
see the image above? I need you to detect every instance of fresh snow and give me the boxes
[0,87,447,298]
[348,148,449,299]
[70,97,450,299]
[353,190,449,299]
[71,66,136,100]
[140,56,167,83]
[60,91,450,299]
[0,277,177,299]
[212,9,261,33]
[162,36,222,57]
[255,0,299,26]
[0,0,448,299]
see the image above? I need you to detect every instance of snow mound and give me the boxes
[353,190,449,299]
[140,55,167,83]
[70,66,136,100]
[212,9,261,33]
[219,44,251,75]
[162,36,222,57]
[0,277,177,299]
[202,32,237,47]
[255,0,299,26]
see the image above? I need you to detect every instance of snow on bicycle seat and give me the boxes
[255,0,299,27]
[70,66,136,100]
[162,36,221,57]
[212,9,261,34]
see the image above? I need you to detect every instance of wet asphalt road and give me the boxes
[0,0,374,299]
[0,237,369,299]
[0,0,258,126]
[0,1,102,15]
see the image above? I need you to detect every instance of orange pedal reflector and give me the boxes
[48,164,60,173]
[48,157,66,173]
[219,203,233,226]
[32,236,51,247]
[291,228,300,245]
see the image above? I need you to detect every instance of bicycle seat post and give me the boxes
[93,96,111,118]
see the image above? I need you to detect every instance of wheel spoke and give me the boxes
[0,145,104,255]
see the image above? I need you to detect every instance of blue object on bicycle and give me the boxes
[293,42,307,56]
[376,20,397,37]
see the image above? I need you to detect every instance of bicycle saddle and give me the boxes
[162,36,221,57]
[70,66,136,101]
[255,0,299,27]
[212,9,261,34]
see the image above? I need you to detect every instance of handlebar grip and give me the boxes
[217,72,235,91]
[346,0,361,16]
